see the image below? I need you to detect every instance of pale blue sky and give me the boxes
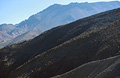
[0,0,119,24]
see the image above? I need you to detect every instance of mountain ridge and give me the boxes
[0,7,120,78]
[0,1,120,48]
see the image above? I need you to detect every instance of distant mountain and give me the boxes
[0,30,41,48]
[0,24,16,43]
[0,7,120,78]
[14,1,120,31]
[0,31,12,43]
[0,24,16,33]
[0,24,42,48]
[0,1,120,47]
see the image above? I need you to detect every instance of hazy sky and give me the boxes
[0,0,119,24]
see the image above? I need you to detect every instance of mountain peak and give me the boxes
[52,3,61,6]
[48,3,62,8]
[69,2,88,5]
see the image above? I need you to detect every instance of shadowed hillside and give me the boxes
[52,55,120,78]
[0,8,120,78]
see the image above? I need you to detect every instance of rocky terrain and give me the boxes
[0,7,120,78]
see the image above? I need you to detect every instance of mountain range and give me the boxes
[0,1,120,48]
[0,7,120,78]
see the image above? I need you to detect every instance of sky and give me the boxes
[0,0,119,25]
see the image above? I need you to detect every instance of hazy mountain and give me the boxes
[0,1,120,47]
[0,7,120,78]
[0,24,16,43]
[14,1,120,32]
[0,24,42,48]
[0,31,41,48]
[0,31,12,43]
[0,24,16,33]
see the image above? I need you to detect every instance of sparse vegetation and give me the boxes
[0,7,120,78]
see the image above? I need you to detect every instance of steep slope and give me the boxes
[52,55,120,78]
[8,19,120,78]
[0,1,120,46]
[0,8,120,78]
